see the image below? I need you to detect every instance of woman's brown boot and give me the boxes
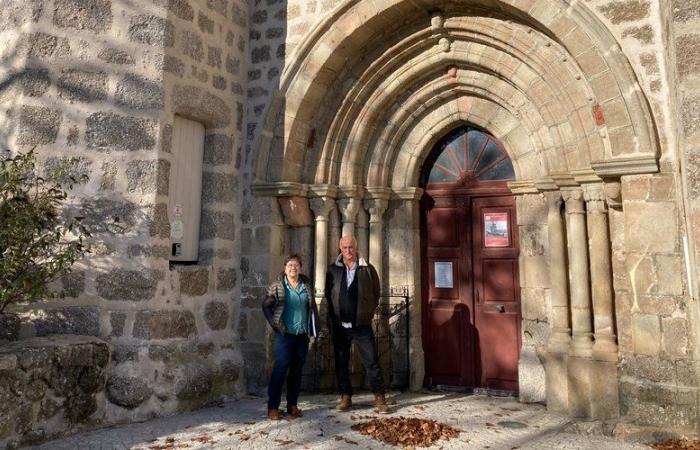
[336,394,352,411]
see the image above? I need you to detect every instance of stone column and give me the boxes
[308,186,337,299]
[562,188,593,418]
[356,208,369,260]
[365,188,391,277]
[545,190,570,413]
[584,185,617,357]
[392,187,425,390]
[563,189,593,357]
[327,205,341,264]
[584,183,620,419]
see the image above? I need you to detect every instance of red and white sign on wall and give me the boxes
[484,212,509,247]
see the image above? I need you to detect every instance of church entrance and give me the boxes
[421,126,521,392]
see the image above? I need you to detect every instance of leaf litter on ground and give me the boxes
[652,438,700,450]
[351,416,460,447]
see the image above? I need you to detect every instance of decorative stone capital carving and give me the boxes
[365,199,389,224]
[309,197,335,221]
[337,197,362,224]
[562,189,585,215]
[583,184,607,214]
[545,191,564,213]
[604,181,622,209]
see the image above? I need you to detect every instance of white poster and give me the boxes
[434,261,454,289]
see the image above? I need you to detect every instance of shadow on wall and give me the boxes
[239,0,289,396]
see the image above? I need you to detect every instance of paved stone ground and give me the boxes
[27,392,653,450]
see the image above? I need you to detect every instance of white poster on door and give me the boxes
[434,261,454,288]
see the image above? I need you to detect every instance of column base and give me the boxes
[592,338,618,361]
[590,359,620,419]
[567,355,593,418]
[545,350,569,413]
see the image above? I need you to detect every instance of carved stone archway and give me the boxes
[253,0,660,419]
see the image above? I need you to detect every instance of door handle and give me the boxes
[496,304,505,313]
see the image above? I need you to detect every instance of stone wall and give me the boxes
[613,174,697,428]
[0,0,248,430]
[515,193,550,404]
[0,336,110,450]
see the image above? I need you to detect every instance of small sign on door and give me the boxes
[434,261,454,288]
[484,212,509,247]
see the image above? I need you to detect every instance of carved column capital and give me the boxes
[604,181,622,208]
[545,190,564,212]
[365,198,389,224]
[337,197,362,224]
[309,196,335,220]
[365,187,391,224]
[562,188,585,215]
[584,184,607,214]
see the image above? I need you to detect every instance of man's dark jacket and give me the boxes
[325,255,380,327]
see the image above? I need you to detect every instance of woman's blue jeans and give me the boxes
[267,332,309,410]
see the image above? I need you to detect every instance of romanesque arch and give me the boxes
[252,0,661,417]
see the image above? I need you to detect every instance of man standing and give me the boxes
[325,235,390,414]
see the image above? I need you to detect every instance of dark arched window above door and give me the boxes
[423,126,515,187]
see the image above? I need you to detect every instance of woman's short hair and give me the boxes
[284,254,302,266]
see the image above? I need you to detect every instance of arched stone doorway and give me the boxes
[420,126,520,391]
[251,0,661,419]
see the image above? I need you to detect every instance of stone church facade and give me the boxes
[1,0,700,445]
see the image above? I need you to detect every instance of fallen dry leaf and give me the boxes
[652,438,700,450]
[191,435,215,445]
[352,417,460,447]
[334,435,358,445]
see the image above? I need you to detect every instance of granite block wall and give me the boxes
[0,0,249,429]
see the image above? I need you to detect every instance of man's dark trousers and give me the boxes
[332,324,384,395]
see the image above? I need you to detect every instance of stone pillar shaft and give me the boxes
[545,191,570,413]
[356,208,369,259]
[585,186,618,359]
[547,192,571,351]
[563,189,593,358]
[309,196,335,298]
[366,198,389,277]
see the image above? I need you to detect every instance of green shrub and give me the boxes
[0,150,90,314]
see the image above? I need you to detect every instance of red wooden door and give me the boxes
[472,195,520,391]
[420,126,520,392]
[423,197,474,386]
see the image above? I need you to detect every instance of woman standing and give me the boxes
[262,254,320,420]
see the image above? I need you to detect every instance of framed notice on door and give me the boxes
[434,261,454,288]
[484,212,509,247]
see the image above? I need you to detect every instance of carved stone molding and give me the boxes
[591,155,659,178]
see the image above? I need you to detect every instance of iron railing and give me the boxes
[303,286,411,392]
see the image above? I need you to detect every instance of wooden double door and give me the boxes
[422,191,521,391]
